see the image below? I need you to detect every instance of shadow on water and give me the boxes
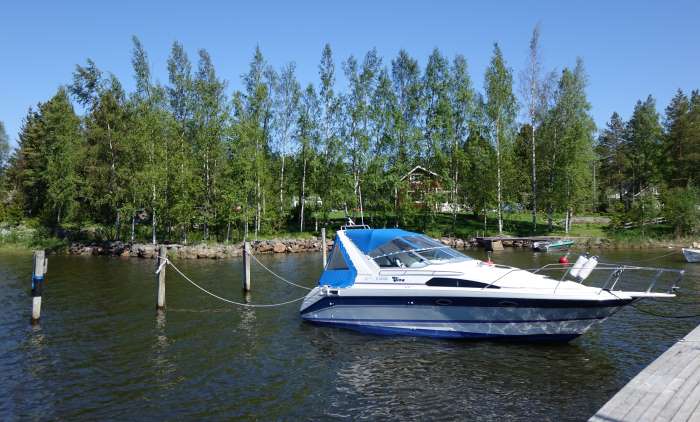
[0,249,698,421]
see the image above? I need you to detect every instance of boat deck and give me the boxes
[590,324,700,422]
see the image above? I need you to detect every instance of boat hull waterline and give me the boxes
[301,288,633,340]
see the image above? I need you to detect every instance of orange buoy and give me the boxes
[559,254,570,265]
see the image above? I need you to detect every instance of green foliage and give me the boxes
[662,186,700,237]
[2,35,699,245]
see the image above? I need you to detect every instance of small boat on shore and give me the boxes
[300,225,684,341]
[532,239,575,252]
[682,248,700,263]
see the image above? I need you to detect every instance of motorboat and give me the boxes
[682,248,700,263]
[300,226,684,341]
[532,239,575,252]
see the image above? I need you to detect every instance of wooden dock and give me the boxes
[476,236,562,250]
[590,324,700,422]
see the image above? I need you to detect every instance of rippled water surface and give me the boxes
[1,248,699,421]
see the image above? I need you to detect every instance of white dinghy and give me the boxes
[682,248,700,263]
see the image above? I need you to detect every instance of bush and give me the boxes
[662,186,700,238]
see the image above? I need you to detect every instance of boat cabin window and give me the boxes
[426,277,500,289]
[326,245,349,270]
[368,235,473,268]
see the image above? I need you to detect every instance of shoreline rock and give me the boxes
[57,234,689,259]
[64,238,336,259]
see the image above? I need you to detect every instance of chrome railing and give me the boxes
[481,262,684,295]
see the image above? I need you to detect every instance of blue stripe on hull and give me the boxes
[300,295,632,315]
[307,320,581,342]
[304,315,606,324]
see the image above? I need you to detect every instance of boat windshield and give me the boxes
[368,235,473,268]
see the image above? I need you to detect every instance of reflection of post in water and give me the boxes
[154,311,167,359]
[27,324,48,379]
[238,291,257,336]
[152,310,179,388]
[156,309,166,331]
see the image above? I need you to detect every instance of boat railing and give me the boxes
[481,262,684,295]
[340,223,372,230]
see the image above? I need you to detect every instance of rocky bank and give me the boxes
[60,235,647,259]
[66,238,335,259]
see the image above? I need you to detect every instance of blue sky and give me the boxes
[1,1,698,147]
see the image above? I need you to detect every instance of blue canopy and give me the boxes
[344,229,417,254]
[318,228,435,288]
[318,234,357,288]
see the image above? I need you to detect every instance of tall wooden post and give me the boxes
[321,228,327,267]
[31,250,47,324]
[156,244,167,311]
[243,241,251,291]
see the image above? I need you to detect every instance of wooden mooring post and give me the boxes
[321,228,327,267]
[156,244,167,311]
[31,250,47,324]
[243,241,251,291]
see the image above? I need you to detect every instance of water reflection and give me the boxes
[151,311,179,390]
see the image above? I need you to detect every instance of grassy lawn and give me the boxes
[319,210,610,239]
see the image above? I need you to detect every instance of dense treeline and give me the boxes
[1,28,698,243]
[596,91,700,236]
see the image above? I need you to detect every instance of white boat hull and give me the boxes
[682,248,700,263]
[300,288,632,341]
[302,227,682,341]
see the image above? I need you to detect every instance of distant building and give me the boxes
[291,194,323,208]
[399,166,457,212]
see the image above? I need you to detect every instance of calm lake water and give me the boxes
[1,247,699,421]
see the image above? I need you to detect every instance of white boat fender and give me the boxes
[569,255,589,279]
[577,256,599,281]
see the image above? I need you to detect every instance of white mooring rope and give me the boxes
[247,253,313,291]
[155,255,309,308]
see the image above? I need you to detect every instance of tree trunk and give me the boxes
[114,211,121,241]
[358,180,364,225]
[243,207,249,242]
[131,214,135,243]
[152,209,156,245]
[452,153,459,236]
[531,124,537,232]
[152,184,157,245]
[496,121,503,235]
[255,179,261,241]
[279,154,285,214]
[300,157,307,232]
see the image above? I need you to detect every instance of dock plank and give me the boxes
[590,325,700,422]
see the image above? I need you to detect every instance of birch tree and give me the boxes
[192,49,228,240]
[449,54,475,228]
[484,44,517,234]
[520,24,546,231]
[391,50,423,224]
[273,63,300,215]
[296,84,319,231]
[343,49,380,223]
